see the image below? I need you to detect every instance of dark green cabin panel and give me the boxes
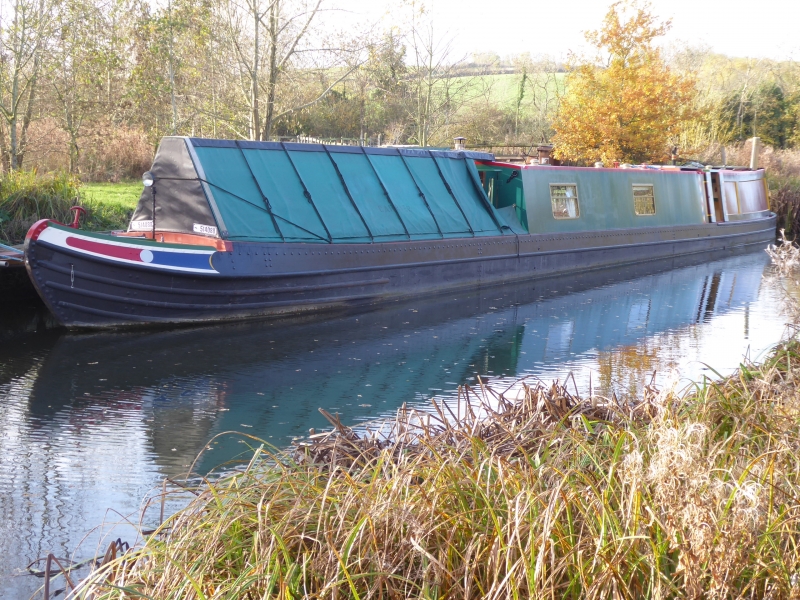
[477,163,528,232]
[521,167,706,233]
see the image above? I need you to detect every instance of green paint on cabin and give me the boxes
[522,168,706,233]
[477,163,707,234]
[135,137,724,244]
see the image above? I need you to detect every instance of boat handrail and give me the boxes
[0,242,23,254]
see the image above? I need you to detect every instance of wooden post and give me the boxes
[750,136,761,169]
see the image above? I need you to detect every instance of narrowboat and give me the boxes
[23,137,776,328]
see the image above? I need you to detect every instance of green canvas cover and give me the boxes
[367,152,441,238]
[193,143,282,241]
[240,146,329,241]
[130,137,509,243]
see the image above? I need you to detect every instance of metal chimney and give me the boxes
[537,144,553,164]
[453,136,466,151]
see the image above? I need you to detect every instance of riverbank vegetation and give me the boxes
[0,0,794,179]
[0,0,798,235]
[76,328,800,597]
[0,172,133,245]
[551,3,696,165]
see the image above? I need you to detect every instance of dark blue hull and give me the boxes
[25,216,777,328]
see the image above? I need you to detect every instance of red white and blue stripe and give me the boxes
[35,224,219,274]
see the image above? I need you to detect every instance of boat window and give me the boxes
[550,184,580,219]
[633,184,656,215]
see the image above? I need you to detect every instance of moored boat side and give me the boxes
[24,217,774,328]
[24,137,777,328]
[1,242,37,301]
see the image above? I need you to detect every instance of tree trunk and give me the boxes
[168,0,178,134]
[9,110,18,171]
[262,0,279,141]
[0,123,10,173]
[69,132,80,174]
[18,46,42,170]
[249,0,260,140]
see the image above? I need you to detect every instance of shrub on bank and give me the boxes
[770,175,800,240]
[77,343,800,599]
[0,171,132,245]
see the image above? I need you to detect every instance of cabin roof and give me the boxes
[477,159,766,177]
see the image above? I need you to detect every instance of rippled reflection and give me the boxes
[0,248,789,597]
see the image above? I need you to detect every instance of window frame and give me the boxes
[549,183,580,220]
[632,183,656,216]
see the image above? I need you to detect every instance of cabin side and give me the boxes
[476,161,770,234]
[129,137,772,244]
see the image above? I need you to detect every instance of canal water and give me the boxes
[0,248,792,598]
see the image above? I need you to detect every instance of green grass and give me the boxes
[82,181,143,210]
[464,72,566,107]
[0,173,137,245]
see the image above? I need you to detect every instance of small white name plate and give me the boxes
[193,223,218,236]
[129,220,153,231]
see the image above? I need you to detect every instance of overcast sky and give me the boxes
[334,0,800,62]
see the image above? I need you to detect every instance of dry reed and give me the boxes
[65,238,800,599]
[71,350,800,599]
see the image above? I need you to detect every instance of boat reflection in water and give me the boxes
[27,248,773,474]
[0,248,784,596]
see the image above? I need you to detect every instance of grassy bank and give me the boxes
[74,338,800,598]
[0,173,139,245]
[82,180,142,210]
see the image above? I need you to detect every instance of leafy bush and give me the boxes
[0,170,132,245]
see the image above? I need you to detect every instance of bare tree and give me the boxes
[524,56,564,144]
[403,1,479,147]
[217,0,363,141]
[50,0,104,172]
[0,0,54,169]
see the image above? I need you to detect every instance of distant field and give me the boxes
[456,72,566,106]
[82,181,142,209]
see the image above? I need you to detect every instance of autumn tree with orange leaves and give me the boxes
[552,1,696,165]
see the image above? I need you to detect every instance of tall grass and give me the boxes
[74,346,800,599]
[0,170,132,245]
[770,177,800,240]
